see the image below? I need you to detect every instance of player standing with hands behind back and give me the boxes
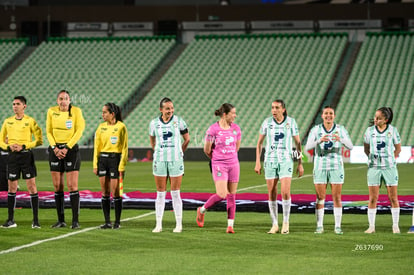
[0,96,43,228]
[364,107,401,234]
[255,99,304,234]
[46,90,85,229]
[149,97,190,233]
[93,103,128,229]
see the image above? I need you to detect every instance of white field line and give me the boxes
[0,211,155,255]
[238,165,366,192]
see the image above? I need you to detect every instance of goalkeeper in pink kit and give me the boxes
[196,103,241,233]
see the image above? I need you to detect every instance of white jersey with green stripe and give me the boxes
[260,116,299,163]
[149,115,188,162]
[364,125,401,169]
[307,123,352,171]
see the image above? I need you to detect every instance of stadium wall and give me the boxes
[0,4,413,42]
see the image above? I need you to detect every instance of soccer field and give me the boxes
[0,162,413,274]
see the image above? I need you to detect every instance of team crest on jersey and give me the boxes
[387,132,392,138]
[217,171,222,177]
[286,123,290,130]
[233,130,237,135]
[110,136,118,144]
[66,120,73,129]
[173,122,178,128]
[25,123,29,127]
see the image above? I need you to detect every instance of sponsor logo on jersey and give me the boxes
[225,136,234,145]
[162,131,173,140]
[274,132,284,142]
[66,120,73,129]
[324,141,334,150]
[376,141,386,151]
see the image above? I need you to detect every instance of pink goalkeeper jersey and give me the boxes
[205,122,242,165]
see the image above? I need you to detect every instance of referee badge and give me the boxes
[110,136,118,144]
[66,120,73,129]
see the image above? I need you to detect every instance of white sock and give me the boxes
[391,207,400,227]
[155,191,166,228]
[200,206,206,214]
[268,200,278,226]
[316,208,324,228]
[412,207,414,226]
[171,190,182,228]
[368,208,377,228]
[228,219,234,227]
[282,199,291,223]
[334,207,342,228]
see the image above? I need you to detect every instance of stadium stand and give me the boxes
[125,33,348,147]
[335,32,414,146]
[0,38,27,75]
[0,36,176,147]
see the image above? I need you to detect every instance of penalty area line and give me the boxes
[0,211,155,256]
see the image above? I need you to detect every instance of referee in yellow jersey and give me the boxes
[46,90,85,229]
[93,103,128,229]
[0,96,43,228]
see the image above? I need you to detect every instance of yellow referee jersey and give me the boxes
[46,105,85,149]
[0,115,43,150]
[93,121,128,172]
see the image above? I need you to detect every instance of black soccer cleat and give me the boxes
[1,220,17,228]
[113,223,121,230]
[71,222,80,229]
[51,221,67,228]
[100,223,112,229]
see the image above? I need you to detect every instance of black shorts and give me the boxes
[7,150,37,181]
[0,150,9,190]
[49,144,81,172]
[98,153,121,179]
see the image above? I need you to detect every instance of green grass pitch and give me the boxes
[0,162,413,274]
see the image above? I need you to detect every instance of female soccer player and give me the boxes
[149,97,190,233]
[93,103,128,229]
[254,99,304,234]
[305,106,353,234]
[0,96,43,228]
[196,103,241,234]
[46,90,85,229]
[363,107,401,234]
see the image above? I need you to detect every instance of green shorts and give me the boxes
[313,168,344,184]
[367,167,398,186]
[153,160,184,177]
[264,161,293,180]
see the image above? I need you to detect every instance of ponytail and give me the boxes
[214,103,234,117]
